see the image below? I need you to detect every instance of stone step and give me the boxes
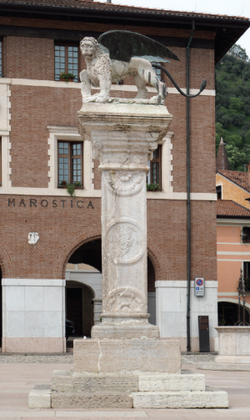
[51,370,138,393]
[138,373,205,392]
[29,382,229,410]
[132,387,229,409]
[51,392,133,408]
[28,384,51,409]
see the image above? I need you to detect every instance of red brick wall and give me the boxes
[147,199,217,281]
[0,195,216,281]
[0,17,217,285]
[1,195,101,279]
[5,37,54,80]
[10,85,81,187]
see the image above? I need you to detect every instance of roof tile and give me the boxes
[218,169,250,193]
[217,200,250,218]
[0,0,249,20]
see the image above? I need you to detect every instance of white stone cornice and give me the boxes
[0,78,215,96]
[0,188,217,200]
[2,278,65,286]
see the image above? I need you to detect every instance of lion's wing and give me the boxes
[98,30,180,63]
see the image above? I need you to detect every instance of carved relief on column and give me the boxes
[105,219,144,265]
[104,171,144,196]
[78,103,172,337]
[106,288,145,314]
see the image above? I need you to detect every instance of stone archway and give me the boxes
[218,300,250,325]
[66,281,95,338]
[64,238,158,334]
[65,238,102,341]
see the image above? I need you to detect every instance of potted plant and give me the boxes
[59,72,76,82]
[66,181,82,197]
[147,183,161,191]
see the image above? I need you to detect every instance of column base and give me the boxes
[73,338,181,374]
[91,321,160,339]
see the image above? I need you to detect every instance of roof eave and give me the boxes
[0,2,249,63]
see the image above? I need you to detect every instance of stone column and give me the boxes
[78,102,172,339]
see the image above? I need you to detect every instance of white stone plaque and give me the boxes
[28,232,39,245]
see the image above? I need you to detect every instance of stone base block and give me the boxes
[28,385,51,409]
[73,338,181,374]
[215,355,250,364]
[51,370,73,393]
[132,388,229,409]
[52,370,138,393]
[138,373,205,392]
[51,392,133,409]
[91,322,160,339]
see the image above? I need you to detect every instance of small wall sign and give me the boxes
[28,232,39,245]
[195,277,205,297]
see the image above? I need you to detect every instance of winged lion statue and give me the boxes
[80,30,206,105]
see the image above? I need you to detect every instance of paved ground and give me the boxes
[0,353,250,420]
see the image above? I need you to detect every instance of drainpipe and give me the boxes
[186,20,195,353]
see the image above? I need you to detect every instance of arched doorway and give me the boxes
[65,239,102,343]
[66,281,94,337]
[218,301,250,325]
[65,238,157,340]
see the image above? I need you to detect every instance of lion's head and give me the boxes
[80,37,103,59]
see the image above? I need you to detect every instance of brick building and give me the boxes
[0,0,249,352]
[216,141,250,325]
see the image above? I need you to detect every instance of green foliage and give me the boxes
[66,181,82,197]
[228,44,249,62]
[60,71,75,82]
[215,45,250,170]
[225,144,247,171]
[147,183,160,191]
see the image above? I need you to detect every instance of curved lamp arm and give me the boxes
[152,63,207,98]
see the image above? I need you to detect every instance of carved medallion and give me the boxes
[106,220,143,264]
[106,288,145,313]
[105,171,144,196]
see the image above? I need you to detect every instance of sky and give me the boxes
[112,0,250,59]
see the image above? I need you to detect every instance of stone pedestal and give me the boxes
[28,102,228,410]
[215,326,250,364]
[73,338,181,374]
[78,102,172,339]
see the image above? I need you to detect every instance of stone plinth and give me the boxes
[30,368,229,409]
[132,388,229,409]
[215,326,250,364]
[73,338,181,374]
[28,100,229,410]
[78,103,172,338]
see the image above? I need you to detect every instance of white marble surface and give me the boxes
[156,280,218,351]
[2,279,65,339]
[215,326,250,357]
[78,103,172,333]
[66,270,102,299]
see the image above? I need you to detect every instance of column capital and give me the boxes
[78,102,172,167]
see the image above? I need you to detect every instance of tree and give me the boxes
[215,44,250,169]
[225,144,246,170]
[228,44,249,62]
[229,97,243,113]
